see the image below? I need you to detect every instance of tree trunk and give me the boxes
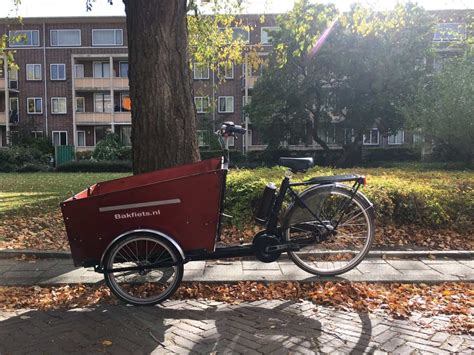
[124,0,200,174]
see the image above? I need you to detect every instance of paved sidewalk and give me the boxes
[0,256,472,285]
[0,300,472,354]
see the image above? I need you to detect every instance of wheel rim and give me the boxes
[285,189,373,275]
[106,236,181,305]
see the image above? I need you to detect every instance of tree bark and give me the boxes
[124,0,200,174]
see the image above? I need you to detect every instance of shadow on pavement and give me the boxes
[0,300,375,354]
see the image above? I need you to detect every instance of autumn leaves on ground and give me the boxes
[0,168,473,251]
[0,169,472,335]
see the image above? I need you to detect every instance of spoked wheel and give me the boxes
[103,233,183,306]
[283,185,375,276]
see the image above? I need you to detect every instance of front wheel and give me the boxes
[283,185,375,276]
[103,233,183,306]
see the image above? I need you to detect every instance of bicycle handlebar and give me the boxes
[216,121,246,137]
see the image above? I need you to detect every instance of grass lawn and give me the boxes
[0,172,129,216]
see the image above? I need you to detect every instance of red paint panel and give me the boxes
[61,158,224,266]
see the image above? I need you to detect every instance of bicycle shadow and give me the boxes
[0,300,375,354]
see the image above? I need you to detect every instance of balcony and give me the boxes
[113,77,129,90]
[0,112,5,124]
[74,77,129,90]
[114,112,131,123]
[75,78,111,90]
[241,76,258,90]
[76,112,112,124]
[0,78,5,90]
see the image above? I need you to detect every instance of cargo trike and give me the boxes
[61,122,375,305]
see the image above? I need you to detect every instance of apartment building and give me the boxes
[0,10,470,153]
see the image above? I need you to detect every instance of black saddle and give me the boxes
[279,157,314,173]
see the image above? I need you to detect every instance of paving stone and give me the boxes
[428,263,473,278]
[242,261,281,270]
[385,260,432,270]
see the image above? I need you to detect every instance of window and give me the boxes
[51,97,67,114]
[50,64,66,80]
[92,29,123,46]
[31,131,44,139]
[93,62,111,78]
[433,23,465,42]
[197,130,207,147]
[52,131,68,146]
[50,29,81,46]
[242,95,252,107]
[75,97,85,113]
[343,128,355,145]
[77,131,86,147]
[8,68,18,89]
[218,96,234,113]
[9,30,39,47]
[74,64,84,78]
[0,59,4,78]
[232,28,250,43]
[363,128,379,145]
[119,61,128,78]
[94,93,112,113]
[27,97,42,114]
[388,130,404,145]
[193,63,209,80]
[9,97,19,124]
[119,126,131,146]
[194,96,209,113]
[261,26,279,44]
[26,64,42,81]
[219,62,234,79]
[118,93,131,112]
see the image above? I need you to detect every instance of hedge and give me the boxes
[55,160,132,172]
[0,147,52,172]
[224,166,473,230]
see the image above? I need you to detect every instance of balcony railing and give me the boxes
[241,76,258,90]
[114,112,131,123]
[76,112,113,124]
[74,77,129,90]
[0,78,5,90]
[76,112,131,124]
[0,112,5,124]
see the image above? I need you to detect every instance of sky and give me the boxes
[0,0,472,18]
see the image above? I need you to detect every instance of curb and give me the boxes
[0,249,472,260]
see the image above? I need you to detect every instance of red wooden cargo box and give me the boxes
[61,158,225,267]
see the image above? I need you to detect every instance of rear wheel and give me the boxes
[283,185,374,276]
[104,233,183,306]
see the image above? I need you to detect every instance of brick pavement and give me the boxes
[0,257,472,286]
[0,299,472,354]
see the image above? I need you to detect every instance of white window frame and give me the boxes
[50,29,81,47]
[26,63,42,81]
[74,64,84,78]
[75,97,85,113]
[51,97,67,114]
[52,131,68,146]
[50,63,66,80]
[193,63,209,80]
[388,130,405,145]
[93,61,111,78]
[219,62,234,79]
[194,96,209,114]
[433,23,466,42]
[218,96,234,113]
[119,61,128,78]
[27,97,43,114]
[231,27,250,43]
[92,29,123,46]
[261,26,279,44]
[242,95,252,107]
[363,128,380,146]
[93,93,112,113]
[9,30,40,47]
[76,130,86,147]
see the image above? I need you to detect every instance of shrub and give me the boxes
[92,134,129,161]
[223,166,473,230]
[0,147,51,172]
[76,150,93,161]
[363,147,421,163]
[56,160,132,172]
